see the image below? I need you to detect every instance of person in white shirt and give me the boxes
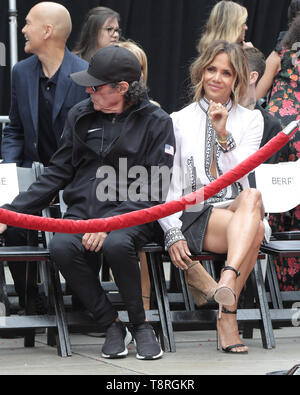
[159,40,265,354]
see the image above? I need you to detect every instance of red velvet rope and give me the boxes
[0,130,295,233]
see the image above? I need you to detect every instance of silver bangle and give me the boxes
[165,227,186,249]
[216,133,236,153]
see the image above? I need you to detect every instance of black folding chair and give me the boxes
[0,163,71,357]
[142,242,275,352]
[253,162,300,340]
[260,231,300,334]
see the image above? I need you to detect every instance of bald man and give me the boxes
[2,1,88,167]
[1,2,88,314]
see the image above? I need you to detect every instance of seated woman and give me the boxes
[159,40,265,354]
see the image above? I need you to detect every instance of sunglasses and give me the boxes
[90,82,119,92]
[91,86,100,92]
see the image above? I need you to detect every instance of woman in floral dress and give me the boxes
[257,15,300,291]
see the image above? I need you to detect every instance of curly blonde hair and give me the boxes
[190,40,249,104]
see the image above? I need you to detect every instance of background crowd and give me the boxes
[0,0,294,116]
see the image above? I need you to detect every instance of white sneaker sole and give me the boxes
[136,348,164,360]
[102,328,132,359]
[134,340,164,360]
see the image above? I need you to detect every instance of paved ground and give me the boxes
[1,264,299,377]
[0,326,298,376]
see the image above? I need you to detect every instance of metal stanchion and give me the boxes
[8,0,18,71]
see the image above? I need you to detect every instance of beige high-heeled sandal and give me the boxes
[185,261,217,307]
[217,306,248,354]
[214,266,240,307]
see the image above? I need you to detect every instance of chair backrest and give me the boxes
[0,162,52,245]
[0,163,18,205]
[0,163,41,208]
[17,166,38,192]
[254,160,300,213]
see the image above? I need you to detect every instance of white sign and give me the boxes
[255,160,300,213]
[0,163,19,206]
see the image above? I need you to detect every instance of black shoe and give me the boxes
[131,322,163,360]
[102,321,132,359]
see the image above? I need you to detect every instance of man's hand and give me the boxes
[0,223,7,234]
[82,232,107,252]
[168,240,193,271]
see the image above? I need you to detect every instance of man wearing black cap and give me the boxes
[0,45,175,360]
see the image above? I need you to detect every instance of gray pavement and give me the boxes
[0,326,299,376]
[1,264,299,377]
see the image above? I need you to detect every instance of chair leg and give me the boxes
[0,262,10,316]
[52,262,72,357]
[24,261,38,347]
[39,262,49,299]
[146,252,174,352]
[47,261,72,357]
[267,256,283,309]
[153,252,176,352]
[253,260,276,349]
[242,276,256,340]
[46,268,57,348]
[47,262,65,357]
[52,262,72,356]
[178,269,194,311]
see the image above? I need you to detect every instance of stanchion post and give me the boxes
[8,0,18,71]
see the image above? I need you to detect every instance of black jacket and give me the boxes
[3,98,175,221]
[256,103,282,164]
[1,49,88,167]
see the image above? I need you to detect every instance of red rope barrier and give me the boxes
[0,126,298,234]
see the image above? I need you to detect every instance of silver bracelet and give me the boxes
[165,227,186,250]
[216,133,236,153]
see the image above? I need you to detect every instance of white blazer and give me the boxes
[159,100,264,233]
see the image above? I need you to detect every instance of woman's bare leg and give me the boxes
[216,244,264,352]
[203,189,265,352]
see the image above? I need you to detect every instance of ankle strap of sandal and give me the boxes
[222,266,240,278]
[222,306,237,314]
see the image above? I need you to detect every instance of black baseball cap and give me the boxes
[70,45,141,87]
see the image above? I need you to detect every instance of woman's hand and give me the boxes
[82,232,107,252]
[242,41,254,48]
[207,100,229,139]
[168,240,193,271]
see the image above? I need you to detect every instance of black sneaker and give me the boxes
[132,322,163,360]
[102,321,132,359]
